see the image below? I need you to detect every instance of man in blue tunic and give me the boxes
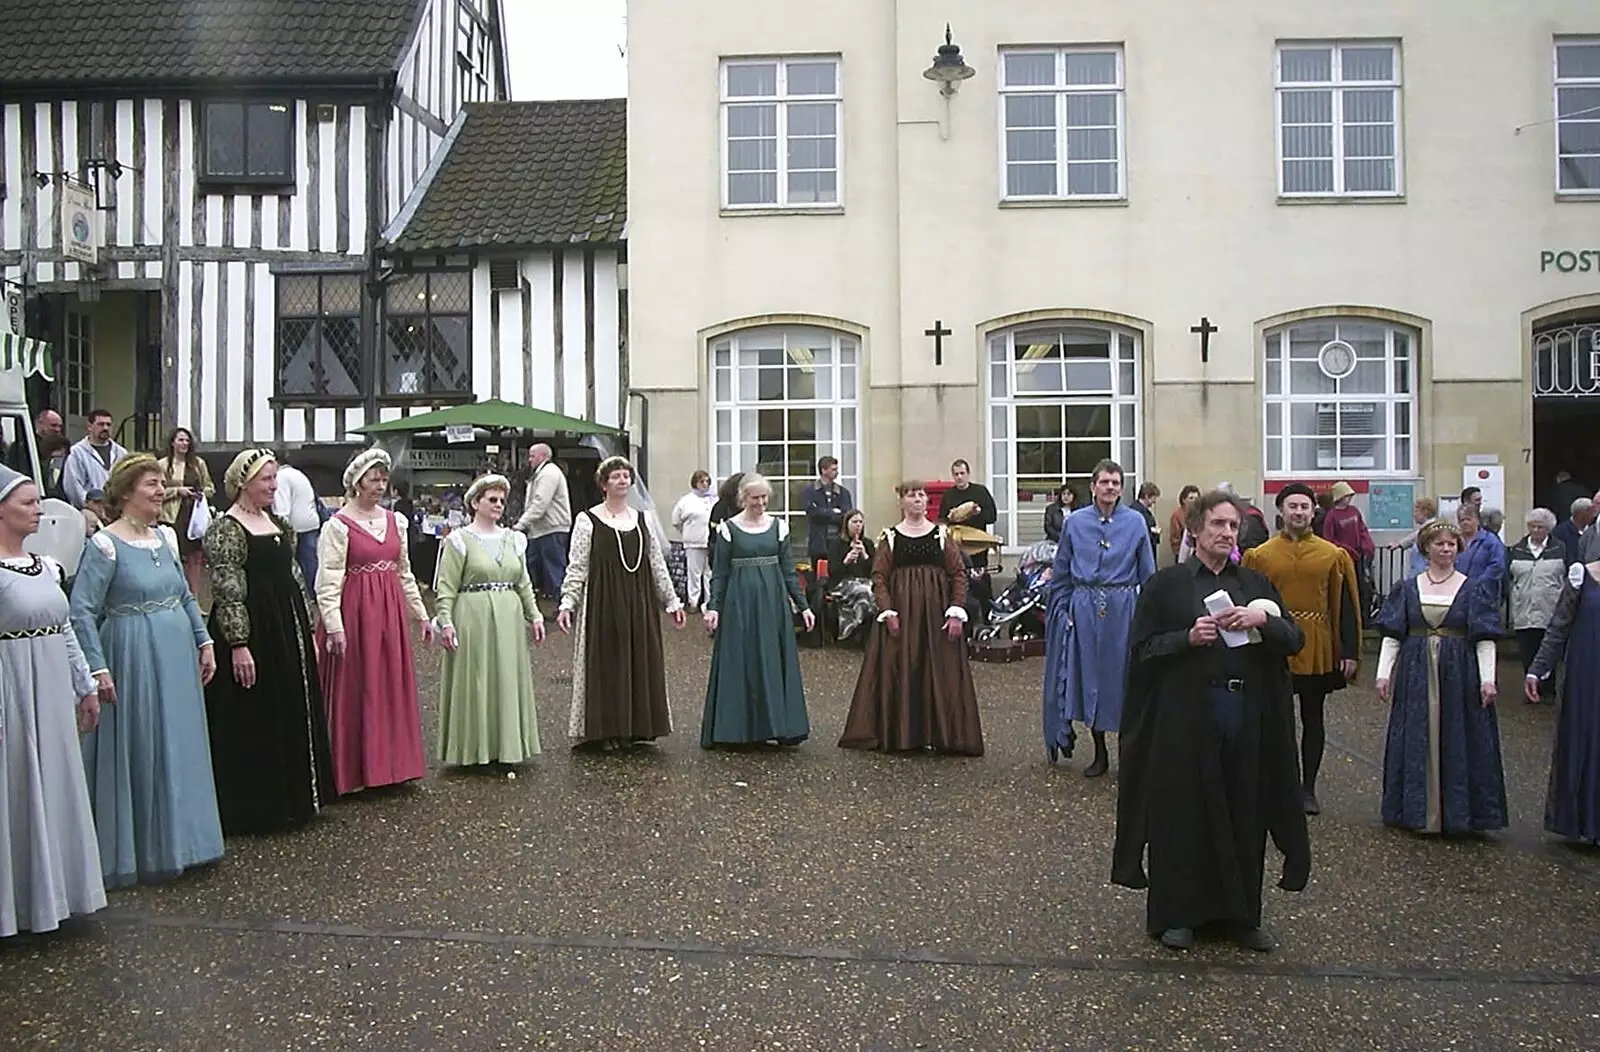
[1042,458,1156,777]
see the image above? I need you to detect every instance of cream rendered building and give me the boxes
[626,0,1600,549]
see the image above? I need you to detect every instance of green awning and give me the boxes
[351,398,623,436]
[0,332,55,381]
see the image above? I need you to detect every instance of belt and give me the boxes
[348,560,399,574]
[1289,609,1328,621]
[731,556,779,567]
[1207,677,1248,692]
[461,581,514,593]
[1408,627,1465,638]
[0,623,67,641]
[104,596,181,618]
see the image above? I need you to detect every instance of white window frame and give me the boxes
[63,308,93,421]
[997,46,1127,202]
[1261,318,1417,480]
[984,321,1143,548]
[719,56,843,211]
[1555,38,1600,196]
[708,326,861,550]
[1274,41,1404,198]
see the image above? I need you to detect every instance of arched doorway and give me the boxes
[1532,315,1600,516]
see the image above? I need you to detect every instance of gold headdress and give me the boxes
[224,448,277,500]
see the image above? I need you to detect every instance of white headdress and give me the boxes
[0,463,30,504]
[342,446,392,494]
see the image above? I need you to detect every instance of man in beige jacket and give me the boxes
[514,443,572,598]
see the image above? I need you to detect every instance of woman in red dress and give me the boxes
[315,447,432,794]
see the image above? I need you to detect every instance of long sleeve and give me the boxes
[1048,525,1075,615]
[1528,580,1582,680]
[778,521,807,610]
[315,517,350,635]
[707,523,731,613]
[970,486,998,529]
[1334,549,1362,661]
[941,535,969,616]
[646,521,683,612]
[61,447,89,507]
[514,468,557,531]
[196,457,215,500]
[68,536,115,676]
[558,514,592,613]
[1136,520,1157,583]
[511,533,541,623]
[203,517,252,647]
[432,535,465,630]
[393,517,428,622]
[1376,636,1400,681]
[870,532,894,616]
[62,620,96,699]
[1476,639,1497,685]
[1356,515,1375,560]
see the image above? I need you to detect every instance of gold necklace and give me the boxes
[1424,568,1455,585]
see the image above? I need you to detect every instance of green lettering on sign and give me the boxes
[0,333,55,381]
[1540,249,1600,274]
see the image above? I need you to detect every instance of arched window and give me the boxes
[1262,317,1416,476]
[709,325,860,551]
[986,321,1142,546]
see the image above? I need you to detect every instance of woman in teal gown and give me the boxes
[70,454,224,889]
[700,473,814,747]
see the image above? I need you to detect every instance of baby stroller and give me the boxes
[973,540,1055,644]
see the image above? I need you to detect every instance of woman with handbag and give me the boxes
[157,427,215,601]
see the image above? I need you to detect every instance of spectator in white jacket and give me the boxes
[513,443,572,598]
[272,458,325,596]
[671,470,716,611]
[61,409,128,509]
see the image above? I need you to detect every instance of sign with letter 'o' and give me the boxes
[61,183,99,266]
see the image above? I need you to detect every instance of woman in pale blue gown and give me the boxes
[70,454,224,889]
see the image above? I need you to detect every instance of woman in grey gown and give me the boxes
[0,464,105,936]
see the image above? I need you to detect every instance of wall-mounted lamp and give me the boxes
[923,24,975,97]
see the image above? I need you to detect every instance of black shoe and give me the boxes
[1084,754,1109,778]
[1302,788,1321,815]
[1159,927,1194,951]
[1228,926,1276,952]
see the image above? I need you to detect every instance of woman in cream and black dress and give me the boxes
[839,480,984,756]
[555,456,685,750]
[156,427,214,601]
[202,449,334,833]
[0,464,105,936]
[433,474,545,767]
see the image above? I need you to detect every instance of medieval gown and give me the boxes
[1527,565,1600,842]
[839,524,984,755]
[433,526,543,765]
[559,508,681,747]
[1042,505,1156,760]
[316,510,428,794]
[203,513,335,833]
[1374,576,1508,834]
[1112,559,1310,936]
[71,527,225,888]
[0,554,105,936]
[700,517,810,747]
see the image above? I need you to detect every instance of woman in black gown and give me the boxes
[202,449,335,833]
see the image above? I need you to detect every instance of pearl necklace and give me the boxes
[599,505,642,574]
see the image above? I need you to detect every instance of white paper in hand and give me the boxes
[1203,588,1251,648]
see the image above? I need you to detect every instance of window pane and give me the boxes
[1342,359,1386,394]
[1558,121,1600,155]
[247,103,292,178]
[1066,162,1119,196]
[1066,404,1110,438]
[785,61,836,96]
[1266,358,1283,395]
[787,135,837,171]
[727,104,778,137]
[278,275,318,315]
[786,102,837,136]
[1005,94,1055,129]
[1283,159,1334,194]
[1289,360,1336,395]
[990,360,1009,397]
[1265,402,1283,437]
[1007,129,1057,163]
[1066,128,1117,160]
[1117,402,1136,438]
[1004,52,1057,87]
[1066,441,1112,474]
[1017,441,1063,475]
[1117,358,1135,395]
[1282,124,1333,160]
[991,405,1008,440]
[1343,89,1395,124]
[1015,404,1063,438]
[729,138,778,172]
[1280,47,1333,83]
[1395,437,1412,472]
[728,172,778,205]
[1007,164,1057,197]
[726,63,778,97]
[1266,437,1283,472]
[1280,89,1333,125]
[1394,400,1411,437]
[1559,156,1600,191]
[205,103,246,177]
[1344,158,1395,193]
[1064,52,1118,86]
[429,272,471,314]
[1339,47,1394,82]
[786,171,836,203]
[1065,93,1117,127]
[323,275,362,314]
[1556,43,1600,80]
[1557,86,1600,119]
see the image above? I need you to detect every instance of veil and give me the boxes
[581,434,669,552]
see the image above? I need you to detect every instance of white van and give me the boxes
[0,348,86,576]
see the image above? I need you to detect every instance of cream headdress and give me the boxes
[342,447,392,494]
[225,448,277,500]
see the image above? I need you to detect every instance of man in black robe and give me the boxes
[1112,489,1311,952]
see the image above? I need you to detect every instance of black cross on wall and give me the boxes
[925,320,952,366]
[1191,316,1218,364]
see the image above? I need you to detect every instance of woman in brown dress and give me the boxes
[840,480,984,755]
[156,427,215,600]
[555,456,686,750]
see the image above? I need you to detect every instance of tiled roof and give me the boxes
[388,99,627,253]
[0,0,421,86]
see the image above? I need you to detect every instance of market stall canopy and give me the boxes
[351,399,622,436]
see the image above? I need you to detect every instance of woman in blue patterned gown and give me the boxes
[1373,520,1507,835]
[70,454,224,888]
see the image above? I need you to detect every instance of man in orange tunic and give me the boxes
[1243,483,1361,815]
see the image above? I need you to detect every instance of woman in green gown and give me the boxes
[433,474,546,767]
[700,473,815,747]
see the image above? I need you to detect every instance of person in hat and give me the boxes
[315,446,431,794]
[1041,458,1156,776]
[1244,483,1363,814]
[0,463,106,936]
[202,449,336,833]
[1318,481,1375,616]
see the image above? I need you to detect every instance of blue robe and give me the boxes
[1374,577,1508,833]
[1455,530,1506,587]
[1042,504,1155,756]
